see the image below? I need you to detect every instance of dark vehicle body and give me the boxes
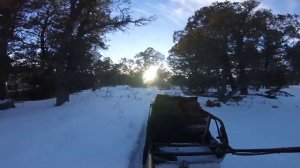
[143,95,229,168]
[143,94,300,168]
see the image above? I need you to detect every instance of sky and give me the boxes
[102,0,300,62]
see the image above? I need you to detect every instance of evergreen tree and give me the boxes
[168,0,300,99]
[52,0,152,105]
[0,0,27,101]
[287,42,300,84]
[134,47,165,70]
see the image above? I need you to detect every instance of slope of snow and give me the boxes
[200,86,300,168]
[0,85,299,168]
[0,86,173,168]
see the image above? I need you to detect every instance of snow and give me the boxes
[0,85,300,168]
[200,86,300,168]
[0,86,158,168]
[0,99,7,103]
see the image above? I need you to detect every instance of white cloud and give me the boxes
[147,2,184,26]
[149,0,247,26]
[132,8,152,16]
[259,0,299,14]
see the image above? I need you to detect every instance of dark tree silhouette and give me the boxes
[0,0,26,100]
[168,0,300,101]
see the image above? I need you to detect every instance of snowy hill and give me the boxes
[200,86,300,168]
[0,86,299,168]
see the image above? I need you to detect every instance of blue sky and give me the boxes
[102,0,300,62]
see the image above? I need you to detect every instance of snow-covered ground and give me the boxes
[200,86,300,168]
[0,85,299,168]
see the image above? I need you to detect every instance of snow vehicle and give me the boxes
[142,94,300,168]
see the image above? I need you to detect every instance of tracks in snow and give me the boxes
[128,120,147,168]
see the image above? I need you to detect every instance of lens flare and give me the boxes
[143,66,159,84]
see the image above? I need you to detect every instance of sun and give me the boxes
[143,66,159,84]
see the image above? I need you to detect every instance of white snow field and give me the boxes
[0,85,299,168]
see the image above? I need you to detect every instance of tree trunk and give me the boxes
[227,71,236,91]
[238,64,248,95]
[223,53,236,91]
[240,86,248,95]
[235,32,248,95]
[0,8,11,100]
[293,70,300,85]
[0,43,9,100]
[55,0,84,106]
[0,74,8,100]
[55,54,69,106]
[40,22,47,68]
[218,67,236,102]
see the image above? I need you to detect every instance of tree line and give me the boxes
[168,0,300,101]
[0,0,158,106]
[1,0,300,108]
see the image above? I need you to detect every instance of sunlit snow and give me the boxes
[0,86,299,168]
